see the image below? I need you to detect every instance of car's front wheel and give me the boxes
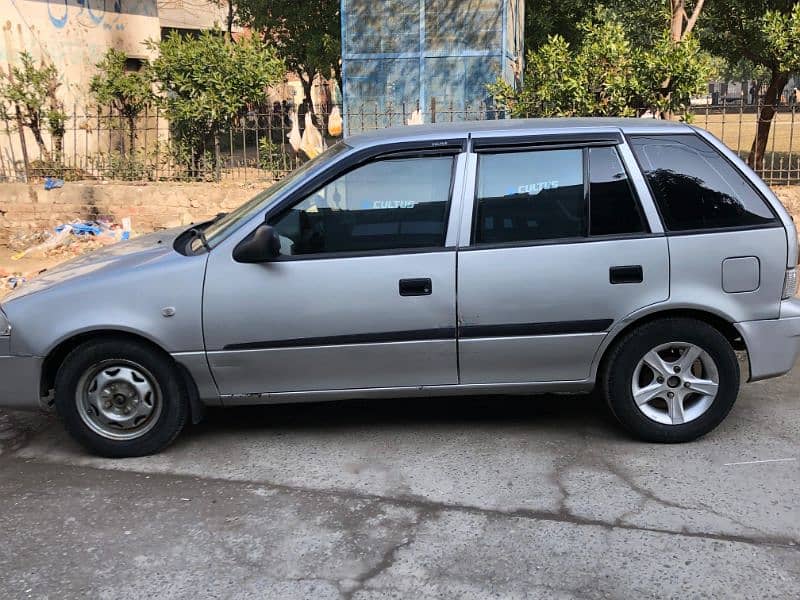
[54,338,188,457]
[603,318,740,443]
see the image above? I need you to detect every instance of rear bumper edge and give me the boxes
[736,302,800,382]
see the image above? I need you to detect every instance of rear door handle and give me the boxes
[610,265,643,284]
[399,278,432,296]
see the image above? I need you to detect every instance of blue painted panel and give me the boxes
[341,0,524,133]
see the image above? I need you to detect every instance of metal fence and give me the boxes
[691,103,800,186]
[0,101,798,185]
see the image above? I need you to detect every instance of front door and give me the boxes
[457,141,670,384]
[203,150,462,397]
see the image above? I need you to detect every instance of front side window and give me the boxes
[629,134,776,231]
[269,155,454,255]
[474,149,586,244]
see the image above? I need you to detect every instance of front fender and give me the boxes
[3,252,208,358]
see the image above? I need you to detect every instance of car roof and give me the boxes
[344,117,693,148]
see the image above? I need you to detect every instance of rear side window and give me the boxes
[475,149,586,244]
[629,134,776,231]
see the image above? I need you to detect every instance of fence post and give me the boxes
[789,106,796,184]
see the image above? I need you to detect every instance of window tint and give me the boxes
[629,134,776,231]
[475,149,585,244]
[589,146,646,236]
[269,156,453,255]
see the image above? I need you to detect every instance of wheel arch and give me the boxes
[41,330,205,424]
[594,308,747,384]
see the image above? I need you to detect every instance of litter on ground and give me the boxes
[10,218,133,261]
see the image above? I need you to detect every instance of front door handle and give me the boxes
[610,265,643,284]
[399,278,432,296]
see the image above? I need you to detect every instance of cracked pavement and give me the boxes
[1,363,798,599]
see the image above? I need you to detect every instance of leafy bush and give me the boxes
[489,11,711,118]
[0,51,68,163]
[146,30,285,179]
[90,49,154,157]
[89,151,156,181]
[258,138,292,174]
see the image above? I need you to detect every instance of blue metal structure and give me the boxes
[341,0,524,134]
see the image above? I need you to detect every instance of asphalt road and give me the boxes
[1,364,798,599]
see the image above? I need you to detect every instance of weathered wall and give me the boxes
[0,0,161,167]
[2,182,799,248]
[1,0,160,99]
[0,181,260,245]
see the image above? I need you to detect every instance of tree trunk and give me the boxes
[29,123,49,161]
[670,1,684,42]
[14,104,30,181]
[213,132,221,183]
[299,72,315,113]
[226,1,234,38]
[661,1,705,118]
[333,62,343,104]
[669,0,705,43]
[53,134,63,164]
[127,115,137,158]
[749,70,789,171]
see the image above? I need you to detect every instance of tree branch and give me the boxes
[683,0,705,39]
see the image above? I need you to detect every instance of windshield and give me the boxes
[203,142,351,248]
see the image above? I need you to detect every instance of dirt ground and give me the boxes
[0,247,58,300]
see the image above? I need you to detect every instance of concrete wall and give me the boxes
[0,181,260,246]
[2,181,799,248]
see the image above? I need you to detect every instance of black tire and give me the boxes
[54,338,188,457]
[602,318,739,443]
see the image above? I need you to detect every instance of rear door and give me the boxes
[456,134,670,384]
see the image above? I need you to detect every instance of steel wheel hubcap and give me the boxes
[76,360,162,441]
[631,342,719,426]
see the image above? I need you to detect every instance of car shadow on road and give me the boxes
[184,392,624,440]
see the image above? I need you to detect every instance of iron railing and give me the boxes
[0,101,798,185]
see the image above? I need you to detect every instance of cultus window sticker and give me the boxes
[505,180,560,196]
[361,200,417,209]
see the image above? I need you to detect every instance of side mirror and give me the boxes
[233,224,281,263]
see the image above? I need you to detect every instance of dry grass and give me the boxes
[682,110,800,184]
[692,110,799,155]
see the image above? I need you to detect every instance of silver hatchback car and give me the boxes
[2,118,800,457]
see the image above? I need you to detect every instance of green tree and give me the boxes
[90,49,154,158]
[234,0,341,106]
[146,30,285,178]
[701,1,800,169]
[0,51,67,165]
[524,1,700,51]
[490,11,711,119]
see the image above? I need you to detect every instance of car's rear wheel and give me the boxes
[54,338,188,457]
[603,318,739,443]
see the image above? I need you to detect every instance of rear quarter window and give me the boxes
[628,134,776,231]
